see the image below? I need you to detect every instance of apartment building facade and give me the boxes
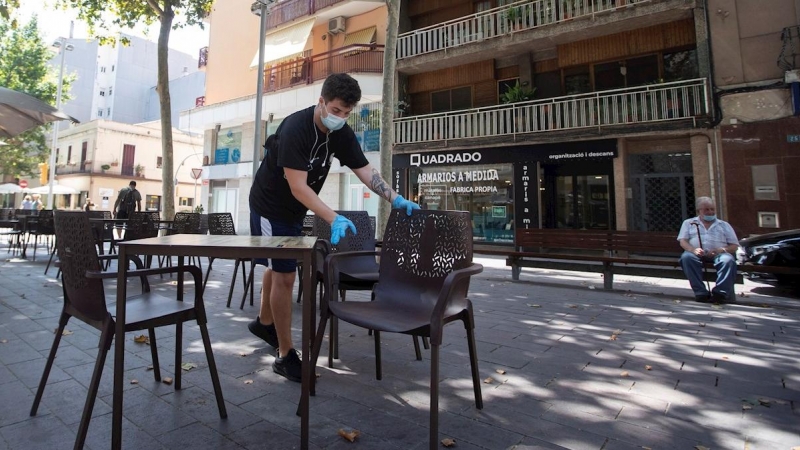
[181,0,387,233]
[50,34,202,128]
[390,0,799,249]
[52,120,204,211]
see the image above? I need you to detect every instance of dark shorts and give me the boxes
[250,211,302,273]
[116,210,129,227]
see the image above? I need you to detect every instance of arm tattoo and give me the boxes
[369,168,393,202]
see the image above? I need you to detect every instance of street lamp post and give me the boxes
[47,36,74,209]
[251,0,272,177]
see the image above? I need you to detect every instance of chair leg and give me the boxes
[44,239,57,275]
[148,328,161,382]
[198,317,228,418]
[175,321,182,390]
[32,235,39,261]
[202,257,215,292]
[413,336,422,361]
[295,264,303,303]
[74,323,114,450]
[240,261,255,310]
[374,330,382,380]
[30,312,69,416]
[464,317,483,409]
[226,259,240,308]
[429,344,440,450]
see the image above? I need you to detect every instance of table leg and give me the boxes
[112,246,129,449]
[300,251,312,450]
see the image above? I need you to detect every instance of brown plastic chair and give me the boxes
[304,211,417,363]
[28,209,55,263]
[30,211,226,449]
[312,210,483,450]
[205,212,251,307]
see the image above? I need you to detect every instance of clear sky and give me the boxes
[13,1,210,58]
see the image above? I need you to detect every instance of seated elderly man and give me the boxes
[677,196,739,303]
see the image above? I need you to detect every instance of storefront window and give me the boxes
[410,163,514,243]
[215,127,242,165]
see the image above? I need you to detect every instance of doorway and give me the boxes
[628,153,694,232]
[542,160,614,229]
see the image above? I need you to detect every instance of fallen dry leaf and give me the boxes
[0,339,7,344]
[483,377,494,384]
[734,331,741,336]
[181,362,197,371]
[620,371,630,377]
[695,446,710,450]
[146,366,154,371]
[54,329,73,335]
[742,404,752,410]
[238,352,248,357]
[568,304,578,309]
[645,365,653,371]
[495,369,506,375]
[130,379,138,385]
[609,334,618,341]
[441,438,456,447]
[722,356,729,360]
[699,323,706,327]
[133,335,149,344]
[337,429,360,443]
[758,398,771,407]
[526,303,541,308]
[162,377,173,385]
[244,380,253,385]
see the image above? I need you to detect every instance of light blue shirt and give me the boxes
[677,217,738,251]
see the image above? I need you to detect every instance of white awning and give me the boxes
[250,19,315,69]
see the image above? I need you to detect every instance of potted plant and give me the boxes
[110,159,119,167]
[135,163,144,177]
[500,81,536,104]
[505,6,522,30]
[101,164,111,173]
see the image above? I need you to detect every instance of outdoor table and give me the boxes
[115,234,317,450]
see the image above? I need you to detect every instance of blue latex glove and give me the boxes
[330,214,357,245]
[392,195,421,216]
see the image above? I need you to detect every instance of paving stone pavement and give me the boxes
[0,246,799,449]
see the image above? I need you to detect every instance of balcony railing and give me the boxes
[264,45,383,93]
[397,0,652,60]
[394,78,708,144]
[265,0,346,29]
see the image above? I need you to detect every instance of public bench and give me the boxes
[503,228,745,290]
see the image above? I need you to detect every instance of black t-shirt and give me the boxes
[249,106,369,223]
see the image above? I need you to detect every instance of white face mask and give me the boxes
[320,103,346,131]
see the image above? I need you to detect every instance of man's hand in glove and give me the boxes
[331,214,357,245]
[391,195,421,216]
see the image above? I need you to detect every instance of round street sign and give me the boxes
[18,180,28,188]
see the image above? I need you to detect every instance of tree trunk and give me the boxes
[378,0,400,239]
[157,1,175,221]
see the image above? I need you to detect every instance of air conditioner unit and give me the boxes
[328,16,346,34]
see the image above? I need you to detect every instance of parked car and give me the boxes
[736,229,800,286]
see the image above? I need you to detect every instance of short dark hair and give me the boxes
[129,181,137,187]
[320,73,361,107]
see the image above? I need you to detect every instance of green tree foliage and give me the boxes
[0,17,69,179]
[58,0,213,220]
[0,0,20,26]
